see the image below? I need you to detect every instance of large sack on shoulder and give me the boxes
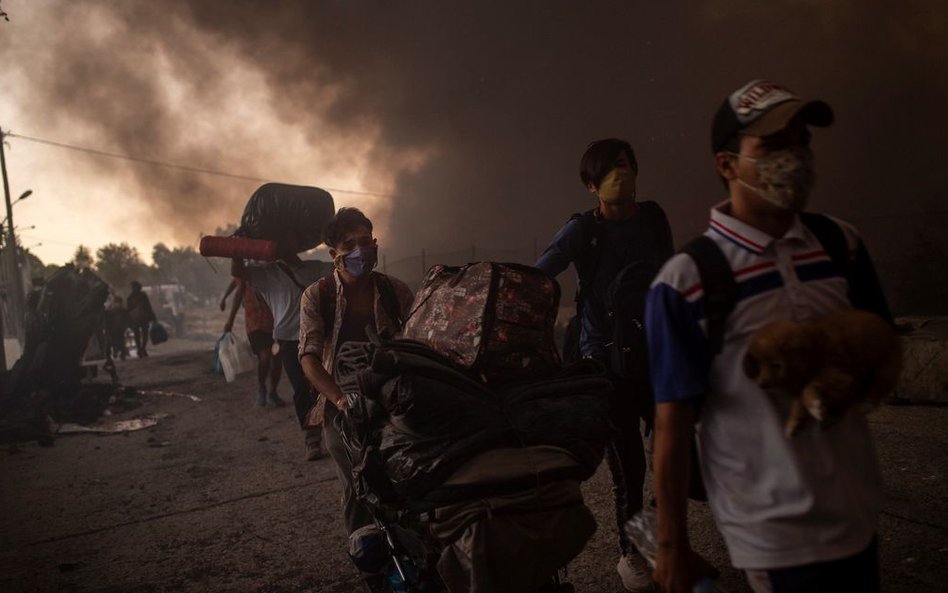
[402,262,561,382]
[235,183,335,252]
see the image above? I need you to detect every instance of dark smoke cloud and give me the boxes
[3,0,946,310]
[182,1,948,246]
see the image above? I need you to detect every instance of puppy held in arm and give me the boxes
[743,310,902,437]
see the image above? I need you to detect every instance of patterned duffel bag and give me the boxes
[402,262,561,382]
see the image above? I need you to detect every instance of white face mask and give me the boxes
[731,147,816,212]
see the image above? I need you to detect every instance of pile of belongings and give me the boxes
[0,265,111,444]
[337,337,613,501]
[335,262,614,593]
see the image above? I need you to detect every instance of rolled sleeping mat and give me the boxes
[199,236,279,261]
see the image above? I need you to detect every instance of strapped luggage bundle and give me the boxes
[336,336,612,503]
[333,261,603,593]
[335,332,608,593]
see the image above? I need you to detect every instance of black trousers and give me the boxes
[746,537,880,593]
[277,340,317,430]
[131,323,149,355]
[605,371,654,556]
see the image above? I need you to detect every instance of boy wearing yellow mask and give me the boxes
[536,138,674,592]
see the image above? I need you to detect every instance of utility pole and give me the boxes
[0,127,25,352]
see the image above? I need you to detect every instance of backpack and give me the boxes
[568,208,660,377]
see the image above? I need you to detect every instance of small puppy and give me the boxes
[743,310,902,437]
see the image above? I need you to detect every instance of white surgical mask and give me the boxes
[731,147,815,212]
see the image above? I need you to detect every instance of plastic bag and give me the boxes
[149,321,169,345]
[624,507,719,593]
[212,336,225,375]
[217,332,255,382]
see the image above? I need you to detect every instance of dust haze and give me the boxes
[1,0,945,311]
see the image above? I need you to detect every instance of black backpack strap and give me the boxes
[800,212,893,322]
[799,213,849,283]
[681,236,736,357]
[571,208,603,307]
[374,273,404,333]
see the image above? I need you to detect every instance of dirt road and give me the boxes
[1,338,946,593]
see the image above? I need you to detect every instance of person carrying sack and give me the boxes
[126,280,157,358]
[231,237,331,461]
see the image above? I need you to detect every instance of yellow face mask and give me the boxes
[597,167,637,204]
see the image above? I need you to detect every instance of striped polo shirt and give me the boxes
[645,201,883,570]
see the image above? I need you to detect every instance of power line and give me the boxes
[3,131,398,199]
[18,233,83,248]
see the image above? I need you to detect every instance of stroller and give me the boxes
[334,337,613,593]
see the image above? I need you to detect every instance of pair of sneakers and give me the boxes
[255,390,287,408]
[617,551,653,592]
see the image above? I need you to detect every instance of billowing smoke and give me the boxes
[1,0,946,310]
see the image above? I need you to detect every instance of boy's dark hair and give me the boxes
[579,138,638,188]
[323,207,373,248]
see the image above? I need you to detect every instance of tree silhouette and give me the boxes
[95,243,149,291]
[73,245,94,270]
[152,242,223,303]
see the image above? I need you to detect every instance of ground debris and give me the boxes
[137,389,202,402]
[57,413,170,434]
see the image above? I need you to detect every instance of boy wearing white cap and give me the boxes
[647,80,892,593]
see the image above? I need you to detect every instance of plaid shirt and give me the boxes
[298,270,414,425]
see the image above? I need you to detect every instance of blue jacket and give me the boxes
[536,201,673,357]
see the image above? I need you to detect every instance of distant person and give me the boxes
[535,138,673,592]
[104,289,130,360]
[126,281,156,358]
[231,239,331,461]
[299,207,413,589]
[647,80,893,593]
[25,276,44,314]
[221,277,283,408]
[25,276,46,341]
